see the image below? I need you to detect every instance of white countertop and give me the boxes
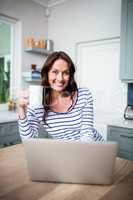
[95,113,133,129]
[107,118,133,129]
[0,111,18,123]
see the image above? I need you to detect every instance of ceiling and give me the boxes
[32,0,69,7]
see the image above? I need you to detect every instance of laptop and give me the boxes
[23,138,118,185]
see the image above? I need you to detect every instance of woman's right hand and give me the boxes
[17,90,29,119]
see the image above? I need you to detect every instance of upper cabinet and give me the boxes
[120,0,133,82]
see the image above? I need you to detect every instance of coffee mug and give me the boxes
[29,85,43,107]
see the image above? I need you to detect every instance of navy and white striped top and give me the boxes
[18,88,104,142]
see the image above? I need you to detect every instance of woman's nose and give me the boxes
[57,73,63,81]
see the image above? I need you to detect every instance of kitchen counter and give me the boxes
[0,111,18,123]
[107,118,133,129]
[1,110,133,128]
[95,113,133,129]
[94,113,133,140]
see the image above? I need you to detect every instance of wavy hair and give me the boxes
[41,51,77,122]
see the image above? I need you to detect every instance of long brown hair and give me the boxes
[41,51,77,122]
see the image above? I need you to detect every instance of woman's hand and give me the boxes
[17,90,29,119]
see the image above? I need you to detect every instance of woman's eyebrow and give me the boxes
[64,69,69,72]
[51,68,69,72]
[50,68,58,71]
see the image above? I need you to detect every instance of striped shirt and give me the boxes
[18,88,104,142]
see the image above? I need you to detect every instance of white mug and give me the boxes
[29,85,43,107]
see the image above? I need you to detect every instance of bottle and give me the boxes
[38,39,45,48]
[46,39,54,51]
[26,37,35,48]
[31,64,36,73]
[8,98,14,111]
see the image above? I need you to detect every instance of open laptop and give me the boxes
[23,138,118,185]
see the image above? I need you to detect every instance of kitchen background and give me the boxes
[0,0,131,141]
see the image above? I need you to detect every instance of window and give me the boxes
[0,15,21,110]
[0,22,11,104]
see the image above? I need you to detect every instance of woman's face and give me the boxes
[48,59,70,92]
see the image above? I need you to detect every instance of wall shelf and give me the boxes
[24,45,53,84]
[25,47,52,55]
[22,77,41,84]
[22,72,41,84]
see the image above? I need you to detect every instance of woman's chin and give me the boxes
[52,86,66,92]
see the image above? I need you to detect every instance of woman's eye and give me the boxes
[52,70,58,74]
[64,71,70,75]
[50,70,69,75]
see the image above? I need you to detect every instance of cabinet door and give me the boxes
[107,125,133,160]
[120,0,133,81]
[8,122,22,144]
[119,132,133,160]
[0,121,21,148]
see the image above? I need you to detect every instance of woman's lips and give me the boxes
[54,82,64,87]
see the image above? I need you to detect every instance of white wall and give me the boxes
[0,0,48,72]
[48,0,127,138]
[48,0,121,59]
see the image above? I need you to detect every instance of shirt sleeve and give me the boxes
[80,89,95,141]
[80,89,104,142]
[18,106,40,140]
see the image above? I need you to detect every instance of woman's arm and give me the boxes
[80,89,104,142]
[18,107,40,139]
[17,90,40,139]
[80,89,94,141]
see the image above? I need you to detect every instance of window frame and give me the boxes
[0,14,22,110]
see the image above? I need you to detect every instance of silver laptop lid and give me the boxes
[23,139,118,185]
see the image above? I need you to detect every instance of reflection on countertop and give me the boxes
[0,111,18,123]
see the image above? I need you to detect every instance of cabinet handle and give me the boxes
[120,134,133,139]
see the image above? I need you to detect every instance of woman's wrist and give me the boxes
[17,106,26,120]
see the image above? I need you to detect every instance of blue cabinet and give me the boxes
[107,125,133,160]
[0,121,21,148]
[120,0,133,81]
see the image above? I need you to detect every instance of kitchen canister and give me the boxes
[46,39,54,51]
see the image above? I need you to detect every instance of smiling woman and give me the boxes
[18,51,104,142]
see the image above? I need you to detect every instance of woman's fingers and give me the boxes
[18,89,29,107]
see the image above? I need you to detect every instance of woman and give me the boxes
[18,51,104,141]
